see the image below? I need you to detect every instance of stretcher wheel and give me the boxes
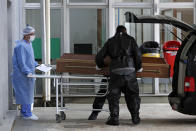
[56,114,61,123]
[60,111,66,120]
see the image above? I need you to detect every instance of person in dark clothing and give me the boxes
[90,25,142,126]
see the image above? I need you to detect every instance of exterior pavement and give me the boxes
[12,104,196,131]
[0,110,17,131]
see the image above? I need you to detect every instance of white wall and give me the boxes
[0,0,8,124]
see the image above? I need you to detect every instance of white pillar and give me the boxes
[153,0,160,94]
[108,0,115,37]
[41,0,51,101]
[62,1,70,54]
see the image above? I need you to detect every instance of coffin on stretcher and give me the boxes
[56,53,169,78]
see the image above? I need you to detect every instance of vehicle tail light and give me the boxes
[184,77,195,92]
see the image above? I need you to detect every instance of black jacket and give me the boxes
[96,33,142,75]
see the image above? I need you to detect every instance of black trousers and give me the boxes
[92,79,107,113]
[92,73,141,118]
[107,73,141,118]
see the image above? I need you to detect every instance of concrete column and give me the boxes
[0,0,8,124]
[7,0,13,110]
[7,0,21,110]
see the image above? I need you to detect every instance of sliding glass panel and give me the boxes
[26,9,61,59]
[70,8,106,54]
[69,0,106,3]
[160,0,193,3]
[115,8,153,47]
[114,0,152,2]
[26,0,62,3]
[160,8,193,43]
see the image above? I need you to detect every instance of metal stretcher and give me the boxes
[29,74,109,123]
[29,53,169,123]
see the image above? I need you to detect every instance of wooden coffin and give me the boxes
[56,53,170,78]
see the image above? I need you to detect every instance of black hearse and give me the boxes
[125,12,196,115]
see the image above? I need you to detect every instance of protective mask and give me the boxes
[30,35,35,42]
